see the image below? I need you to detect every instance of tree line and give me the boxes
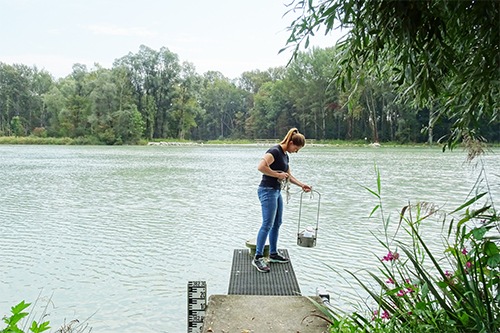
[0,44,498,145]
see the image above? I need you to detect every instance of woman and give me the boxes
[253,128,312,273]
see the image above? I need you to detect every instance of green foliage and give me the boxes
[248,81,288,138]
[314,165,499,333]
[199,71,250,140]
[169,62,204,140]
[285,0,500,151]
[31,127,48,138]
[1,301,50,333]
[10,116,24,137]
[1,300,93,333]
[1,35,499,144]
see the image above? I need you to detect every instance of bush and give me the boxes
[0,300,92,333]
[32,128,48,138]
[313,165,499,333]
[1,301,50,333]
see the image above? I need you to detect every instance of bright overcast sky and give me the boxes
[0,0,345,79]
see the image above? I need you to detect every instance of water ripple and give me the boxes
[0,145,498,332]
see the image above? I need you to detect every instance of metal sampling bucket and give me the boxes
[296,189,321,248]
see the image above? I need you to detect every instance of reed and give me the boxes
[311,164,499,333]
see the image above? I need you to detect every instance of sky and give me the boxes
[0,0,345,79]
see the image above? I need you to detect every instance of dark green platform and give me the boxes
[227,249,301,296]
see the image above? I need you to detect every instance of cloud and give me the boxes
[86,24,157,38]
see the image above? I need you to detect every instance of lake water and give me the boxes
[1,144,499,332]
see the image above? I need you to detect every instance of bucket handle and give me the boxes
[297,189,321,239]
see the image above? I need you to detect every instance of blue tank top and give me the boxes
[259,145,289,189]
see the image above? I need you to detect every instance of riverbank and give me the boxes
[3,135,497,148]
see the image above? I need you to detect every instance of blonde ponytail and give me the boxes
[280,128,305,147]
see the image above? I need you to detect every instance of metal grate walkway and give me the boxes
[227,249,301,296]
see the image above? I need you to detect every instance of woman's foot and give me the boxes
[268,253,289,263]
[252,257,270,273]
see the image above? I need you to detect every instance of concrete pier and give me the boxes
[202,295,329,333]
[201,249,330,333]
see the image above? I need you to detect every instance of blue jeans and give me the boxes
[256,186,283,257]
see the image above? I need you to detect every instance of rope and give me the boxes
[275,170,314,204]
[279,177,315,204]
[279,177,291,203]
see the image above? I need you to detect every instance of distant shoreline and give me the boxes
[1,136,498,148]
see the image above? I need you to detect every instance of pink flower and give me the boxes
[381,310,390,319]
[386,278,395,284]
[382,251,399,261]
[463,261,473,275]
[444,270,455,285]
[462,248,468,255]
[372,310,390,320]
[397,284,415,296]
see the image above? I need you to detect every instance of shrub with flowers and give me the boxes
[312,165,499,333]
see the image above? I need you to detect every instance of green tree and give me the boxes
[247,80,293,139]
[114,45,182,139]
[113,105,144,144]
[200,71,247,140]
[284,47,338,139]
[285,0,499,151]
[114,51,148,134]
[30,68,54,130]
[170,62,203,140]
[0,63,37,136]
[42,86,65,137]
[237,68,285,94]
[88,68,119,143]
[10,115,24,137]
[56,64,95,138]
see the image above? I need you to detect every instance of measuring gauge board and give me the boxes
[187,281,207,333]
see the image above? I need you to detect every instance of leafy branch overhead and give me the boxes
[285,0,500,150]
